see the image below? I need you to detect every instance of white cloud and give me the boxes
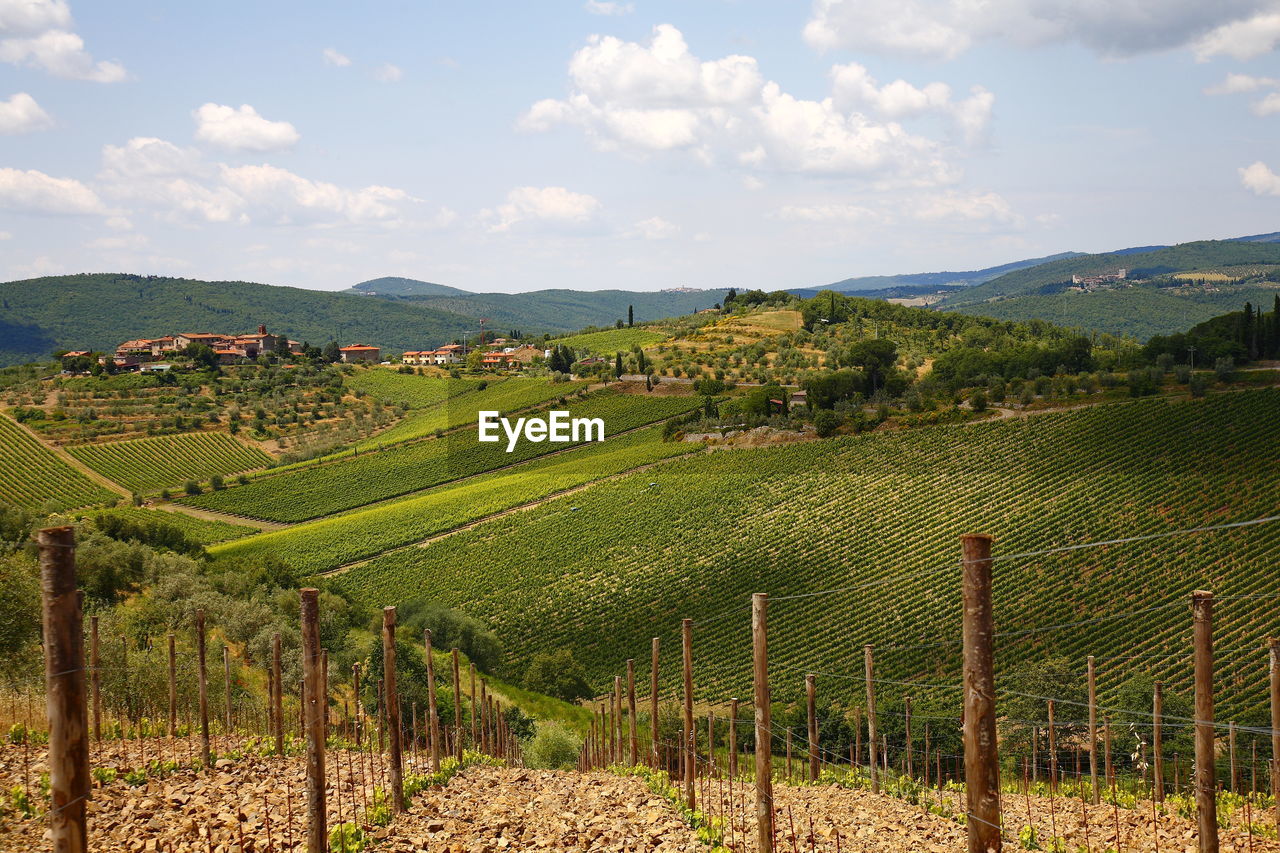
[0,166,104,214]
[0,91,52,133]
[776,203,880,222]
[1254,92,1280,115]
[98,136,423,227]
[742,176,764,190]
[86,232,148,250]
[1194,12,1280,61]
[585,0,634,14]
[373,63,403,83]
[522,24,976,184]
[0,2,127,83]
[0,230,11,239]
[1240,160,1280,194]
[485,185,601,232]
[628,216,679,239]
[910,190,1022,226]
[322,47,351,67]
[1204,73,1280,95]
[193,103,300,152]
[804,0,1280,60]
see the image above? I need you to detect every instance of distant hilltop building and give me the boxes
[108,324,302,368]
[339,344,381,364]
[660,286,703,293]
[1071,268,1127,287]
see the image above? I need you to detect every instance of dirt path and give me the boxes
[0,409,131,499]
[152,500,290,531]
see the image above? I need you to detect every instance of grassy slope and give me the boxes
[336,390,1280,720]
[209,426,701,572]
[0,273,475,366]
[552,328,669,355]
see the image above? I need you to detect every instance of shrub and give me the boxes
[1214,357,1235,383]
[184,480,202,496]
[524,648,593,702]
[812,409,841,438]
[969,390,988,413]
[210,474,225,491]
[524,721,583,770]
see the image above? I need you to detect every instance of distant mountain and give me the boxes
[938,239,1280,339]
[346,277,729,333]
[0,274,476,366]
[796,252,1084,295]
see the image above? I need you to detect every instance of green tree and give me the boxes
[844,340,898,392]
[524,648,593,702]
[812,408,841,437]
[0,553,39,680]
[628,305,634,327]
[322,341,341,363]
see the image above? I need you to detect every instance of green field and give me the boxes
[184,391,701,522]
[89,507,257,545]
[345,370,480,409]
[336,389,1280,720]
[0,414,118,510]
[553,327,669,355]
[68,432,272,493]
[351,376,589,451]
[210,426,701,573]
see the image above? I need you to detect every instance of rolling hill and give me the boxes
[0,273,477,366]
[349,276,728,333]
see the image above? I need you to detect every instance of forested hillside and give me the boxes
[0,274,474,365]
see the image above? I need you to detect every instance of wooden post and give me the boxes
[272,632,283,755]
[1104,716,1113,787]
[469,662,478,748]
[195,608,211,766]
[1048,700,1058,793]
[627,659,638,766]
[39,527,89,853]
[451,648,463,759]
[1191,590,1217,853]
[904,695,913,779]
[806,674,819,782]
[864,645,879,793]
[300,589,326,853]
[222,645,233,734]
[160,632,174,741]
[961,533,1000,853]
[650,638,660,768]
[708,709,716,776]
[425,630,440,772]
[1269,637,1279,837]
[729,698,739,779]
[614,674,623,764]
[480,680,489,753]
[382,607,403,813]
[1087,655,1099,804]
[89,615,101,743]
[1154,680,1165,803]
[752,593,774,853]
[682,618,695,810]
[854,706,862,772]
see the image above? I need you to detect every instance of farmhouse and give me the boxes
[339,344,381,363]
[110,324,303,367]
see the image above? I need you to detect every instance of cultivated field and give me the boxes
[68,431,271,493]
[0,413,118,510]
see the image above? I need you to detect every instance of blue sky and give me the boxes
[1,0,1279,293]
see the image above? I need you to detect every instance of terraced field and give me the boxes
[336,389,1280,720]
[0,413,117,510]
[68,431,271,493]
[553,327,669,354]
[185,391,701,522]
[351,375,589,450]
[210,425,703,572]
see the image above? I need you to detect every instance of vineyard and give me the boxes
[210,425,704,573]
[552,327,670,355]
[183,390,702,522]
[0,413,117,510]
[67,431,272,493]
[336,389,1280,721]
[88,506,257,545]
[350,375,590,450]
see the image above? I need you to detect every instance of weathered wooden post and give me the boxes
[651,638,660,768]
[300,588,326,853]
[273,632,283,755]
[195,608,211,766]
[451,648,463,759]
[729,698,740,778]
[167,632,177,739]
[864,645,879,793]
[682,617,695,810]
[424,629,440,772]
[1087,655,1099,804]
[469,662,478,748]
[1269,637,1279,836]
[752,593,774,853]
[1154,680,1165,803]
[806,674,819,782]
[383,607,404,812]
[961,533,1000,853]
[222,644,233,734]
[1192,590,1217,853]
[904,695,913,779]
[39,526,90,853]
[614,674,624,764]
[89,615,101,743]
[627,659,638,766]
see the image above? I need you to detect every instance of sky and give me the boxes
[1,0,1280,294]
